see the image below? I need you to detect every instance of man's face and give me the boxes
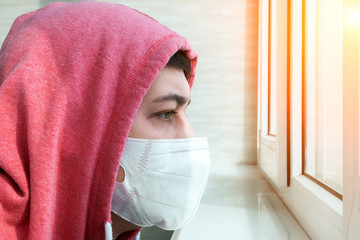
[115,66,195,183]
[128,66,195,139]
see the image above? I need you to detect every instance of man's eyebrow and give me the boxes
[151,93,191,106]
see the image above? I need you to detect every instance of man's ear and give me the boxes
[116,165,125,183]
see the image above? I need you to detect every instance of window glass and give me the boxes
[268,0,277,136]
[303,0,343,194]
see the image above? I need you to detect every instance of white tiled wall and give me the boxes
[0,0,39,44]
[0,0,259,174]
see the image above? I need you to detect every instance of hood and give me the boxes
[0,2,197,239]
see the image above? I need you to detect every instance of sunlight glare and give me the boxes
[347,10,359,25]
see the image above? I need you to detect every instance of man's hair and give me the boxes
[166,51,191,79]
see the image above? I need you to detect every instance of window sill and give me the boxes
[292,175,343,231]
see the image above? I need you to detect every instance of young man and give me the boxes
[0,2,210,239]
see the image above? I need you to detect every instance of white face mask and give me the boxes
[111,137,210,230]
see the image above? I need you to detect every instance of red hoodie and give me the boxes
[0,2,197,239]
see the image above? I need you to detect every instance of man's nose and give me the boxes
[177,115,196,138]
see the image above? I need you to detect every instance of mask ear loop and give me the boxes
[104,221,112,240]
[106,165,126,240]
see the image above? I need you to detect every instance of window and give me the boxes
[302,0,343,198]
[268,0,277,136]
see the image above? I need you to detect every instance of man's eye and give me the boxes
[157,111,175,120]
